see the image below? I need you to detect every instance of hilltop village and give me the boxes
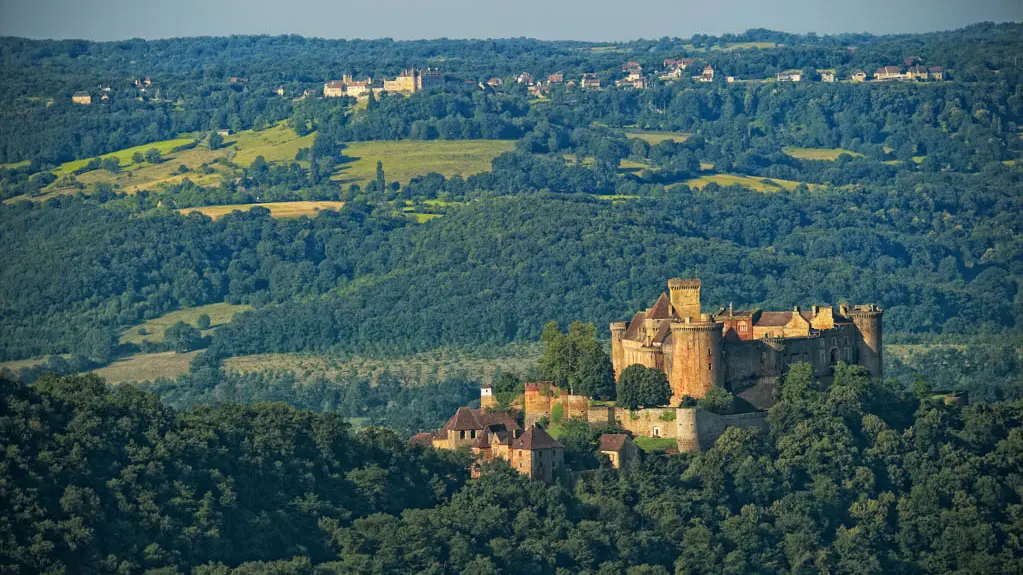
[69,54,948,105]
[412,277,886,482]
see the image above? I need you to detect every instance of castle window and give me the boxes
[460,431,465,439]
[739,323,747,332]
[819,350,826,364]
[832,337,838,347]
[844,337,849,346]
[653,426,661,437]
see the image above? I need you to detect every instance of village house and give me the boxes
[72,91,91,105]
[698,65,715,82]
[516,72,534,85]
[850,70,867,82]
[820,70,836,82]
[599,434,639,470]
[726,76,735,83]
[547,72,563,83]
[874,66,904,81]
[928,66,944,80]
[581,73,601,89]
[486,77,503,88]
[906,64,929,80]
[776,71,802,82]
[616,67,648,89]
[411,404,564,482]
[323,80,345,98]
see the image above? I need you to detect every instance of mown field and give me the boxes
[90,350,200,384]
[178,201,346,220]
[119,302,251,345]
[226,122,316,167]
[783,147,863,161]
[625,130,691,145]
[681,173,821,192]
[53,137,197,176]
[333,140,515,186]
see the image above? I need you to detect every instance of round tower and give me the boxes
[669,314,723,403]
[610,322,627,380]
[668,278,702,320]
[848,305,883,378]
[676,407,700,453]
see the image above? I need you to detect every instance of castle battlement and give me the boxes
[611,278,883,404]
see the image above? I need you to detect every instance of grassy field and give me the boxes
[634,436,678,452]
[179,201,346,220]
[783,147,863,161]
[53,138,197,176]
[682,173,820,192]
[0,356,56,372]
[333,140,515,187]
[225,122,315,167]
[223,343,542,385]
[91,350,200,384]
[1,160,30,170]
[625,130,691,145]
[119,302,251,345]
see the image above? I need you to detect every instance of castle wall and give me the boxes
[613,407,679,439]
[722,339,771,382]
[612,407,770,453]
[689,410,769,452]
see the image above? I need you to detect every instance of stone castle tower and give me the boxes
[611,278,883,405]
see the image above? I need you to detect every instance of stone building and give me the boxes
[72,92,92,105]
[410,403,564,482]
[383,68,446,94]
[599,434,638,469]
[610,278,882,405]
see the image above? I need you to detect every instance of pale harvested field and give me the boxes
[91,350,200,384]
[178,201,346,220]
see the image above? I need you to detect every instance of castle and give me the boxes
[611,278,883,407]
[382,68,446,94]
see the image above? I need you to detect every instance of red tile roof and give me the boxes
[599,433,631,452]
[513,425,563,451]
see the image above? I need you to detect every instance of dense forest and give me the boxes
[3,366,1021,573]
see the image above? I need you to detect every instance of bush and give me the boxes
[551,402,564,423]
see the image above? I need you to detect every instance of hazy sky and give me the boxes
[1,0,1020,42]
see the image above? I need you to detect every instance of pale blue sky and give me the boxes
[1,0,1020,41]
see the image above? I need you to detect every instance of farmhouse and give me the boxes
[929,66,944,80]
[581,73,601,89]
[820,71,836,82]
[547,72,564,83]
[72,92,91,105]
[698,65,715,82]
[850,70,867,82]
[874,66,904,81]
[776,71,802,82]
